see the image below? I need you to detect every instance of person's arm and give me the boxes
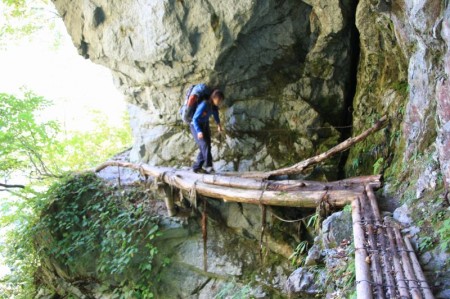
[192,102,206,136]
[212,105,220,124]
[212,105,223,132]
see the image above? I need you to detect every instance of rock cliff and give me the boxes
[46,0,450,298]
[52,0,362,176]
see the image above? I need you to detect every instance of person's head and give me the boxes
[210,89,224,106]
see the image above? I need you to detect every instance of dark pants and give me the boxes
[190,122,212,170]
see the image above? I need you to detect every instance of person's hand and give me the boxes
[217,124,223,133]
[197,132,204,139]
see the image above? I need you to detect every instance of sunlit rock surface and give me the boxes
[52,0,361,174]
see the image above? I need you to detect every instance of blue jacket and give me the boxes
[192,101,220,133]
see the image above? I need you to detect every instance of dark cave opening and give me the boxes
[337,1,361,179]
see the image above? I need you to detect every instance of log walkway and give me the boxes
[96,162,434,298]
[352,185,434,299]
[94,116,434,298]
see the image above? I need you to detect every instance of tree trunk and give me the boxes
[226,116,387,179]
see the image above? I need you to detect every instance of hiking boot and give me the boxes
[204,166,215,174]
[193,168,206,174]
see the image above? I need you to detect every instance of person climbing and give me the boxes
[185,84,224,174]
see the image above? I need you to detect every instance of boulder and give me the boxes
[284,267,325,298]
[393,203,413,226]
[321,210,353,249]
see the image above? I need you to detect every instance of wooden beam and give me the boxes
[352,197,373,299]
[404,236,434,299]
[394,227,423,299]
[360,194,385,299]
[386,224,410,299]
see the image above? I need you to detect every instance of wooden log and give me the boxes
[95,161,380,192]
[229,116,387,179]
[394,227,423,299]
[94,161,361,208]
[366,185,396,298]
[404,236,434,299]
[208,174,381,191]
[352,197,373,299]
[360,194,385,299]
[386,224,410,299]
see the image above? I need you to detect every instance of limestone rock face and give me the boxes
[52,0,359,174]
[347,0,450,187]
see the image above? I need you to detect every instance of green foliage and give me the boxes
[343,204,352,213]
[0,91,131,178]
[289,240,309,266]
[418,236,434,253]
[0,189,40,298]
[0,0,55,46]
[214,280,252,299]
[305,211,322,233]
[0,91,132,297]
[391,80,409,97]
[437,218,450,252]
[0,92,59,179]
[373,157,384,175]
[37,174,160,298]
[324,246,356,297]
[52,111,132,172]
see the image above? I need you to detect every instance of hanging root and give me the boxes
[259,204,267,263]
[202,199,208,272]
[189,180,198,209]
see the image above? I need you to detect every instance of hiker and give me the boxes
[182,84,224,174]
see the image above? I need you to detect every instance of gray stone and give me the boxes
[393,204,413,226]
[284,267,324,298]
[321,210,353,249]
[420,252,433,265]
[437,289,450,299]
[304,244,321,266]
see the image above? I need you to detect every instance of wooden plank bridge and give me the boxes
[94,117,434,298]
[96,162,434,299]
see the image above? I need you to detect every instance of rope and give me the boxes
[354,247,416,254]
[269,208,316,223]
